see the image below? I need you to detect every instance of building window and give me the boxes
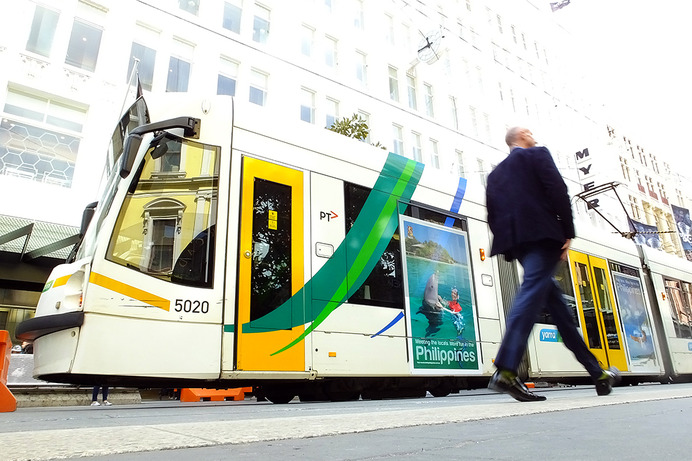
[253,4,270,44]
[411,132,422,162]
[166,56,191,92]
[127,42,157,92]
[1,89,86,187]
[388,66,399,102]
[300,88,315,123]
[26,5,59,57]
[178,0,200,15]
[430,139,439,168]
[455,149,465,177]
[301,25,315,57]
[223,1,242,34]
[65,19,103,72]
[217,58,238,96]
[354,0,364,31]
[482,112,491,141]
[358,110,371,143]
[166,39,194,93]
[392,124,403,155]
[449,96,459,130]
[385,14,395,46]
[355,51,367,86]
[325,98,338,128]
[325,35,338,68]
[629,196,640,220]
[469,106,478,137]
[249,69,268,106]
[477,158,487,187]
[620,157,630,182]
[424,83,434,117]
[406,74,417,110]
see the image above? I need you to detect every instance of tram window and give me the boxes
[404,204,466,231]
[575,262,603,349]
[107,136,220,288]
[665,279,692,338]
[593,267,620,349]
[344,182,404,308]
[537,260,579,326]
[248,178,293,320]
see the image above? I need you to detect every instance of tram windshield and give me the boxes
[106,132,220,288]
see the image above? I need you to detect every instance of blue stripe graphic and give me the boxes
[444,177,467,227]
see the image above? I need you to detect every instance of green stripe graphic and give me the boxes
[225,153,424,355]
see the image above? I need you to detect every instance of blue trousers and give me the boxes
[92,386,109,401]
[494,242,604,381]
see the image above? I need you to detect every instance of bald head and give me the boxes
[505,127,536,149]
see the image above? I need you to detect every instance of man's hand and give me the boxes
[560,239,571,261]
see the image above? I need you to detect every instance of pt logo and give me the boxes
[320,211,339,221]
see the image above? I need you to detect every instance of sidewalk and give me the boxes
[2,383,692,461]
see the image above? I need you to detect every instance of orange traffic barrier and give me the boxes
[180,387,252,402]
[0,330,18,412]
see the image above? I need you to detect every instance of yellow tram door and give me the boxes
[236,157,305,372]
[569,251,628,372]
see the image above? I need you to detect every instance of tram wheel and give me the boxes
[429,386,451,398]
[265,392,295,404]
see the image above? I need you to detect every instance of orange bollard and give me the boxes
[0,330,18,412]
[180,387,252,402]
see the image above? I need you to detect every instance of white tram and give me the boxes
[17,95,692,402]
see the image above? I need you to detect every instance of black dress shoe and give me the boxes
[488,370,547,402]
[595,367,621,396]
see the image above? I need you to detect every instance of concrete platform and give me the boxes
[11,386,142,408]
[7,353,142,407]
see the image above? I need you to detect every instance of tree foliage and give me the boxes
[328,113,387,150]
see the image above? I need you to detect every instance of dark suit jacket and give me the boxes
[486,146,575,260]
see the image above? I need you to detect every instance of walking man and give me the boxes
[485,126,619,402]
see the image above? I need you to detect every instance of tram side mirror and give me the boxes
[120,133,143,178]
[149,132,169,159]
[80,201,98,236]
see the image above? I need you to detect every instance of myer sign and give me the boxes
[575,148,599,209]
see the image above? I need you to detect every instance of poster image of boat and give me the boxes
[611,271,659,372]
[400,216,480,373]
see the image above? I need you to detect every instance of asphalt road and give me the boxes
[3,383,691,460]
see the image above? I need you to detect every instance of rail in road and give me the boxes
[2,383,692,461]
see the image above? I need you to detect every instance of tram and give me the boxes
[17,94,692,403]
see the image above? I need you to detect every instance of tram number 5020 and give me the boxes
[174,299,210,314]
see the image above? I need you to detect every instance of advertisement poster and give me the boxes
[611,271,659,372]
[672,204,692,261]
[400,216,480,373]
[629,219,662,250]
